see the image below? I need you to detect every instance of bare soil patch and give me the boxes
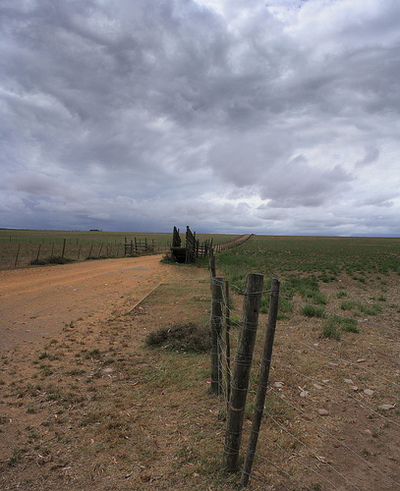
[0,256,230,490]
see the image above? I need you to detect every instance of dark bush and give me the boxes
[47,256,74,264]
[145,323,211,353]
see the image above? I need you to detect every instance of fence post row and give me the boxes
[222,273,264,472]
[241,278,280,487]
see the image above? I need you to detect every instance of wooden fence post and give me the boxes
[241,278,280,487]
[210,277,224,396]
[222,273,264,472]
[36,244,41,262]
[14,244,21,267]
[209,249,216,282]
[61,239,66,258]
[225,280,232,407]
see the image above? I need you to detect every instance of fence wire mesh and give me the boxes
[212,277,400,490]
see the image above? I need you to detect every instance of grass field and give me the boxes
[217,235,400,286]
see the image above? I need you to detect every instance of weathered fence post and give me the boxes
[209,249,216,282]
[36,244,41,262]
[14,244,21,267]
[61,239,66,259]
[241,278,280,486]
[225,280,232,408]
[210,277,224,396]
[223,273,264,472]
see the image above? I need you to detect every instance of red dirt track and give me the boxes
[0,255,175,351]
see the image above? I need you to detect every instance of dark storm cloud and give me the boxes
[1,0,399,234]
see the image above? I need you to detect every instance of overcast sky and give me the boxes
[1,0,399,236]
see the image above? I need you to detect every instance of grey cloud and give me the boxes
[1,0,400,235]
[263,158,354,208]
[356,146,380,168]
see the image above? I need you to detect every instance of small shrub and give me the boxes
[47,256,74,264]
[89,349,101,358]
[342,318,359,333]
[311,291,327,305]
[30,259,47,266]
[41,365,53,377]
[301,305,325,318]
[146,323,211,353]
[319,272,337,283]
[340,300,358,311]
[321,316,359,340]
[322,318,341,340]
[359,303,382,316]
[9,449,23,466]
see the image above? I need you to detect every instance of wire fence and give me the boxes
[211,275,400,490]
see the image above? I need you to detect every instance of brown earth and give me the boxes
[0,255,399,490]
[0,255,228,490]
[0,255,178,351]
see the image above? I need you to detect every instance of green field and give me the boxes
[216,235,400,332]
[217,235,400,286]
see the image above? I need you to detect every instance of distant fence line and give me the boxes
[0,230,253,270]
[0,236,171,270]
[213,234,253,252]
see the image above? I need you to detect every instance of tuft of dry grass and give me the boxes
[145,322,211,353]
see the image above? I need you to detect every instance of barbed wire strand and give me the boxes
[278,328,400,388]
[213,277,399,488]
[267,359,400,428]
[269,388,400,487]
[251,424,350,490]
[261,412,363,490]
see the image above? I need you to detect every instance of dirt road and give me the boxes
[0,255,176,352]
